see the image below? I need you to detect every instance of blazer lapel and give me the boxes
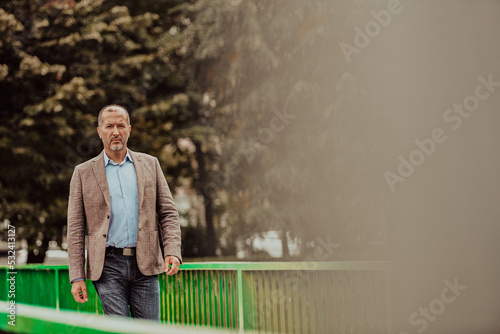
[91,151,111,209]
[130,150,145,213]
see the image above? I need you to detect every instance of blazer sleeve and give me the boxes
[67,166,87,282]
[155,158,182,263]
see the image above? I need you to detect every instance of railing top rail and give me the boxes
[181,261,393,271]
[0,302,241,334]
[0,261,393,271]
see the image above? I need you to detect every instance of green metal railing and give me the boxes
[0,262,393,333]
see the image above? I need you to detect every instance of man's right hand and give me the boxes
[71,280,88,303]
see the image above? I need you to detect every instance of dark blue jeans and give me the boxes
[92,248,160,321]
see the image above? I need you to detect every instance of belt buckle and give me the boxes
[123,248,134,256]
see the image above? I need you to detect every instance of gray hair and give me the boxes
[97,105,130,127]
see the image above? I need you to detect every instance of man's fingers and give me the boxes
[164,259,169,272]
[165,256,180,275]
[71,281,88,303]
[72,291,84,303]
[72,288,85,303]
[81,287,88,302]
[168,261,180,275]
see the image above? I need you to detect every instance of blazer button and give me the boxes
[103,234,106,238]
[107,215,110,219]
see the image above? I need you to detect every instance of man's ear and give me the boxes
[97,127,102,139]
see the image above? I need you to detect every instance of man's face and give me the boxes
[97,108,131,152]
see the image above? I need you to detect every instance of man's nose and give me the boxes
[112,126,120,136]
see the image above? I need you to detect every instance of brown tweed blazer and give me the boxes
[67,150,182,282]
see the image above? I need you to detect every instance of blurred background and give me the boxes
[0,0,499,332]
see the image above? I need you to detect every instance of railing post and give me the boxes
[54,267,60,310]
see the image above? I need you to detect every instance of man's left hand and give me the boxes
[164,256,180,275]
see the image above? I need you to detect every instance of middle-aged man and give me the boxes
[67,105,181,320]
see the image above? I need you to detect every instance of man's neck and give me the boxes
[104,147,128,164]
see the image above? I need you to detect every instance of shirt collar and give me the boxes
[103,149,133,166]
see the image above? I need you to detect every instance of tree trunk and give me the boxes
[194,141,216,257]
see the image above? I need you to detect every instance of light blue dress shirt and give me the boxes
[103,150,139,248]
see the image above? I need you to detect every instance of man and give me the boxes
[67,105,181,321]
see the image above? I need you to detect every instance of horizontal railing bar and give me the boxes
[0,302,242,334]
[180,261,393,271]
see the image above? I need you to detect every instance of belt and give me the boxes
[106,247,136,256]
